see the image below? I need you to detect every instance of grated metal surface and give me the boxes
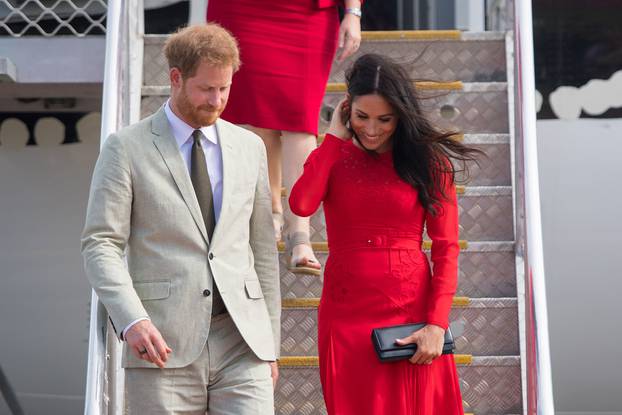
[457,249,517,298]
[276,357,522,415]
[456,143,512,186]
[0,0,107,37]
[141,34,507,86]
[283,189,514,243]
[142,85,510,135]
[450,298,520,355]
[457,192,514,241]
[280,299,519,357]
[329,37,507,83]
[279,249,517,299]
[459,357,523,414]
[320,84,509,134]
[276,367,326,415]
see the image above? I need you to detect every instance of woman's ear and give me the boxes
[340,95,352,128]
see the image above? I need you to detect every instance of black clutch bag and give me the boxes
[371,322,455,362]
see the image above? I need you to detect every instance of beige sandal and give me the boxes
[285,232,322,276]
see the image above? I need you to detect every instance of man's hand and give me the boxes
[125,320,172,368]
[269,362,279,388]
[395,324,445,365]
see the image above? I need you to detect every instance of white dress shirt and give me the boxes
[122,101,224,339]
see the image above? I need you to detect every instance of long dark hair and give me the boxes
[345,53,483,215]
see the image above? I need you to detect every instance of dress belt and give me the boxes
[329,230,423,253]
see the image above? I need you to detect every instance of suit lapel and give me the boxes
[211,119,236,245]
[151,108,209,244]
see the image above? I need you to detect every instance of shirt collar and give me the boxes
[164,100,219,149]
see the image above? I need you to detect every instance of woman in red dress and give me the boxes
[208,0,362,275]
[290,54,481,414]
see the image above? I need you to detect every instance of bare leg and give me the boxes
[281,131,321,272]
[240,125,284,240]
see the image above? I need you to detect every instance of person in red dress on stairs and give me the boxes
[290,54,482,414]
[208,0,363,277]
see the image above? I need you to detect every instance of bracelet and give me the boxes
[345,7,362,18]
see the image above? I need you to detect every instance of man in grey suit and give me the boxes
[81,24,280,414]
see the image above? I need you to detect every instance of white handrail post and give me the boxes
[84,1,123,414]
[100,0,123,147]
[514,1,555,414]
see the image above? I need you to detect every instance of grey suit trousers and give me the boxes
[124,314,274,414]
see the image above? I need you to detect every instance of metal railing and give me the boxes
[0,0,107,37]
[487,0,511,31]
[0,365,24,415]
[510,1,555,413]
[84,0,143,414]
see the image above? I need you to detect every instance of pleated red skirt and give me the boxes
[318,247,464,415]
[207,0,340,135]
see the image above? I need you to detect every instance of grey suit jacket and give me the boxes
[81,107,281,368]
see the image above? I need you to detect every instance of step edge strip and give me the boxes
[463,241,515,252]
[142,82,511,96]
[280,298,518,309]
[361,30,461,41]
[461,297,518,308]
[461,31,507,41]
[325,81,463,93]
[282,186,505,197]
[462,186,512,196]
[282,297,471,308]
[144,31,506,43]
[318,133,510,145]
[469,355,521,366]
[278,354,474,367]
[460,82,508,92]
[277,240,469,252]
[461,133,510,144]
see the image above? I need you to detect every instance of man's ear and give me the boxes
[170,67,183,89]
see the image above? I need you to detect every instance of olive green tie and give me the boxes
[191,129,225,315]
[191,129,216,239]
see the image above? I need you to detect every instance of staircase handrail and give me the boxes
[512,1,555,414]
[84,1,123,413]
[84,0,143,413]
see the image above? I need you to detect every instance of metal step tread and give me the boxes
[317,133,510,144]
[280,274,517,299]
[461,133,511,144]
[277,240,516,252]
[323,81,508,94]
[282,185,511,198]
[141,82,508,96]
[281,297,516,309]
[143,31,506,44]
[277,240,470,252]
[141,81,510,96]
[278,355,519,368]
[326,80,464,92]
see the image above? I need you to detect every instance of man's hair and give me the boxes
[164,23,240,78]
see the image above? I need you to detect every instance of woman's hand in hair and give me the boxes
[327,98,353,141]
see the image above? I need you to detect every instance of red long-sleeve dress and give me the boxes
[289,134,464,415]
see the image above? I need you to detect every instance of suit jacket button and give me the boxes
[209,253,214,260]
[203,289,211,297]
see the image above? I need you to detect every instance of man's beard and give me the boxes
[177,87,222,127]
